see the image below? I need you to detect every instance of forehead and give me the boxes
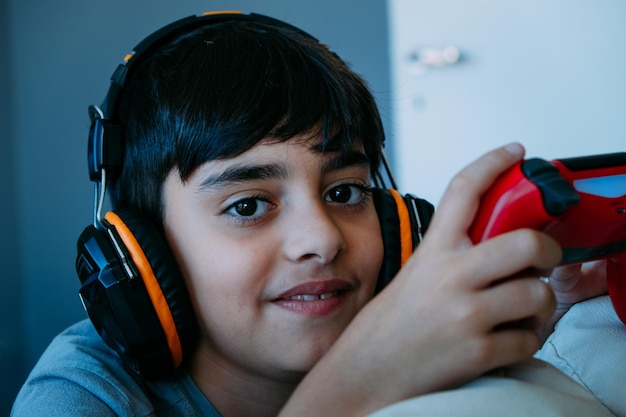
[188,137,371,186]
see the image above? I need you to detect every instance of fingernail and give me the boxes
[504,142,524,157]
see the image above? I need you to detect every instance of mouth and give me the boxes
[283,290,344,301]
[272,280,354,316]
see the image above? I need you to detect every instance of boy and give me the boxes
[12,12,612,417]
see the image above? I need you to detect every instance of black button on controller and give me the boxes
[521,159,580,216]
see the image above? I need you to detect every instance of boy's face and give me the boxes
[162,135,384,381]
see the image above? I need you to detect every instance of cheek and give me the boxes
[350,209,385,293]
[169,230,274,319]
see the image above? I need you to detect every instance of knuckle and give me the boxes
[514,229,560,264]
[448,171,475,194]
[515,229,544,255]
[453,299,488,326]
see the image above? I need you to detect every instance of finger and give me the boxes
[549,260,608,304]
[581,259,607,278]
[430,143,525,246]
[444,278,554,373]
[481,277,556,328]
[468,329,543,372]
[550,263,582,281]
[550,260,606,286]
[581,260,609,292]
[456,229,562,289]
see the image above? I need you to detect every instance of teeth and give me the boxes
[297,295,319,301]
[288,291,337,301]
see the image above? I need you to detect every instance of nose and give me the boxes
[283,201,345,264]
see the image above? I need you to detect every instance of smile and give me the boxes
[273,281,353,316]
[284,291,341,301]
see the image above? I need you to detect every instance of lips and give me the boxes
[284,291,341,301]
[272,280,354,316]
[274,279,353,300]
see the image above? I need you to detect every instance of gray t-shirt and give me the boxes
[11,319,220,417]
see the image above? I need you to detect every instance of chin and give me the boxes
[292,331,342,371]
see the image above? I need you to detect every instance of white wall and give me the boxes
[388,0,626,206]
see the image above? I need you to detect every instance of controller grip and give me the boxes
[607,253,626,324]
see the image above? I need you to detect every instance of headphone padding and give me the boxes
[106,208,198,376]
[373,189,404,292]
[373,189,435,292]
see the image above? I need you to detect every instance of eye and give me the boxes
[223,196,275,223]
[325,183,371,205]
[232,199,258,216]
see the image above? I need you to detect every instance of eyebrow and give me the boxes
[198,163,288,190]
[197,150,371,190]
[321,150,371,174]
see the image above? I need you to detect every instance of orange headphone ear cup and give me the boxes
[77,208,197,378]
[373,189,434,292]
[373,189,404,291]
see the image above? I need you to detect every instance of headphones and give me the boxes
[75,11,435,379]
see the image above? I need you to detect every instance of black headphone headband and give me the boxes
[95,11,319,122]
[88,11,322,184]
[78,10,434,379]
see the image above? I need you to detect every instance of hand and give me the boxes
[362,142,560,395]
[281,143,562,417]
[537,260,608,342]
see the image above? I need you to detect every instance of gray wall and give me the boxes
[1,0,390,412]
[1,0,25,411]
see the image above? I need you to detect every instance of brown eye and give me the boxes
[234,199,257,216]
[223,196,275,225]
[328,185,353,203]
[325,183,370,205]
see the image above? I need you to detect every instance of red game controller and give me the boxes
[469,152,626,325]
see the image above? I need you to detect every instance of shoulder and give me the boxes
[12,320,154,416]
[12,320,220,417]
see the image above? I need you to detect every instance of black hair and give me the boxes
[110,18,385,223]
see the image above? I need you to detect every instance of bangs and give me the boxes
[156,21,384,178]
